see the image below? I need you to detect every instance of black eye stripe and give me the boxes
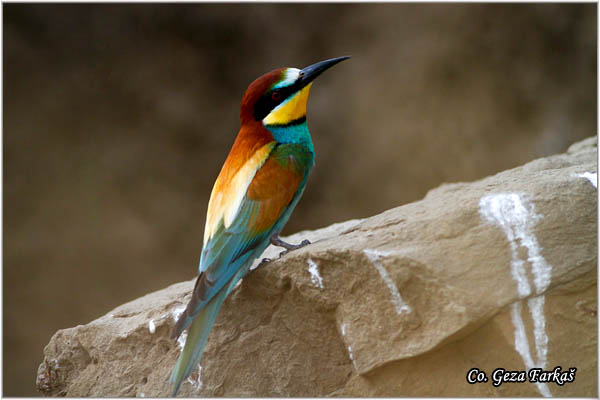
[253,80,304,121]
[253,93,281,121]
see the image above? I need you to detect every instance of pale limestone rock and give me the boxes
[37,137,597,397]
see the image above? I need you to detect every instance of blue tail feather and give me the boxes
[169,287,228,396]
[169,252,261,396]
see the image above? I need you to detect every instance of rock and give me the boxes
[37,137,597,397]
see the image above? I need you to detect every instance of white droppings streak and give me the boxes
[479,193,553,398]
[186,366,203,391]
[511,302,552,397]
[148,319,156,334]
[479,193,551,296]
[528,296,548,372]
[177,332,187,351]
[363,249,412,314]
[171,305,188,351]
[347,345,355,361]
[171,305,186,322]
[577,172,597,189]
[139,393,145,397]
[340,323,357,368]
[307,258,324,289]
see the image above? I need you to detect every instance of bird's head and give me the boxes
[240,56,350,127]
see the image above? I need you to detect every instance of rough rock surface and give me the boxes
[37,137,597,397]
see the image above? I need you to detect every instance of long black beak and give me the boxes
[297,56,351,89]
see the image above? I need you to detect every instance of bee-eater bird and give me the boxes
[169,56,350,395]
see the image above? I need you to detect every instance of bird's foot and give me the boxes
[270,234,311,258]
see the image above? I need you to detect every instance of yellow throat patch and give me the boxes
[263,83,312,126]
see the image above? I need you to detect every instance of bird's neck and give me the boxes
[265,120,314,154]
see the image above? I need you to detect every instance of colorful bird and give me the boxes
[169,56,350,395]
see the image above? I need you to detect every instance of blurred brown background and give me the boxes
[3,3,596,396]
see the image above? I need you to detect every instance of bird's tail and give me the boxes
[169,288,228,396]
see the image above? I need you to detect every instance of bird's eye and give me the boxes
[271,91,281,101]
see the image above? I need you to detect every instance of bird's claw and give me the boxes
[273,238,311,259]
[270,233,312,259]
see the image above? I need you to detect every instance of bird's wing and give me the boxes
[202,141,276,247]
[172,142,312,339]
